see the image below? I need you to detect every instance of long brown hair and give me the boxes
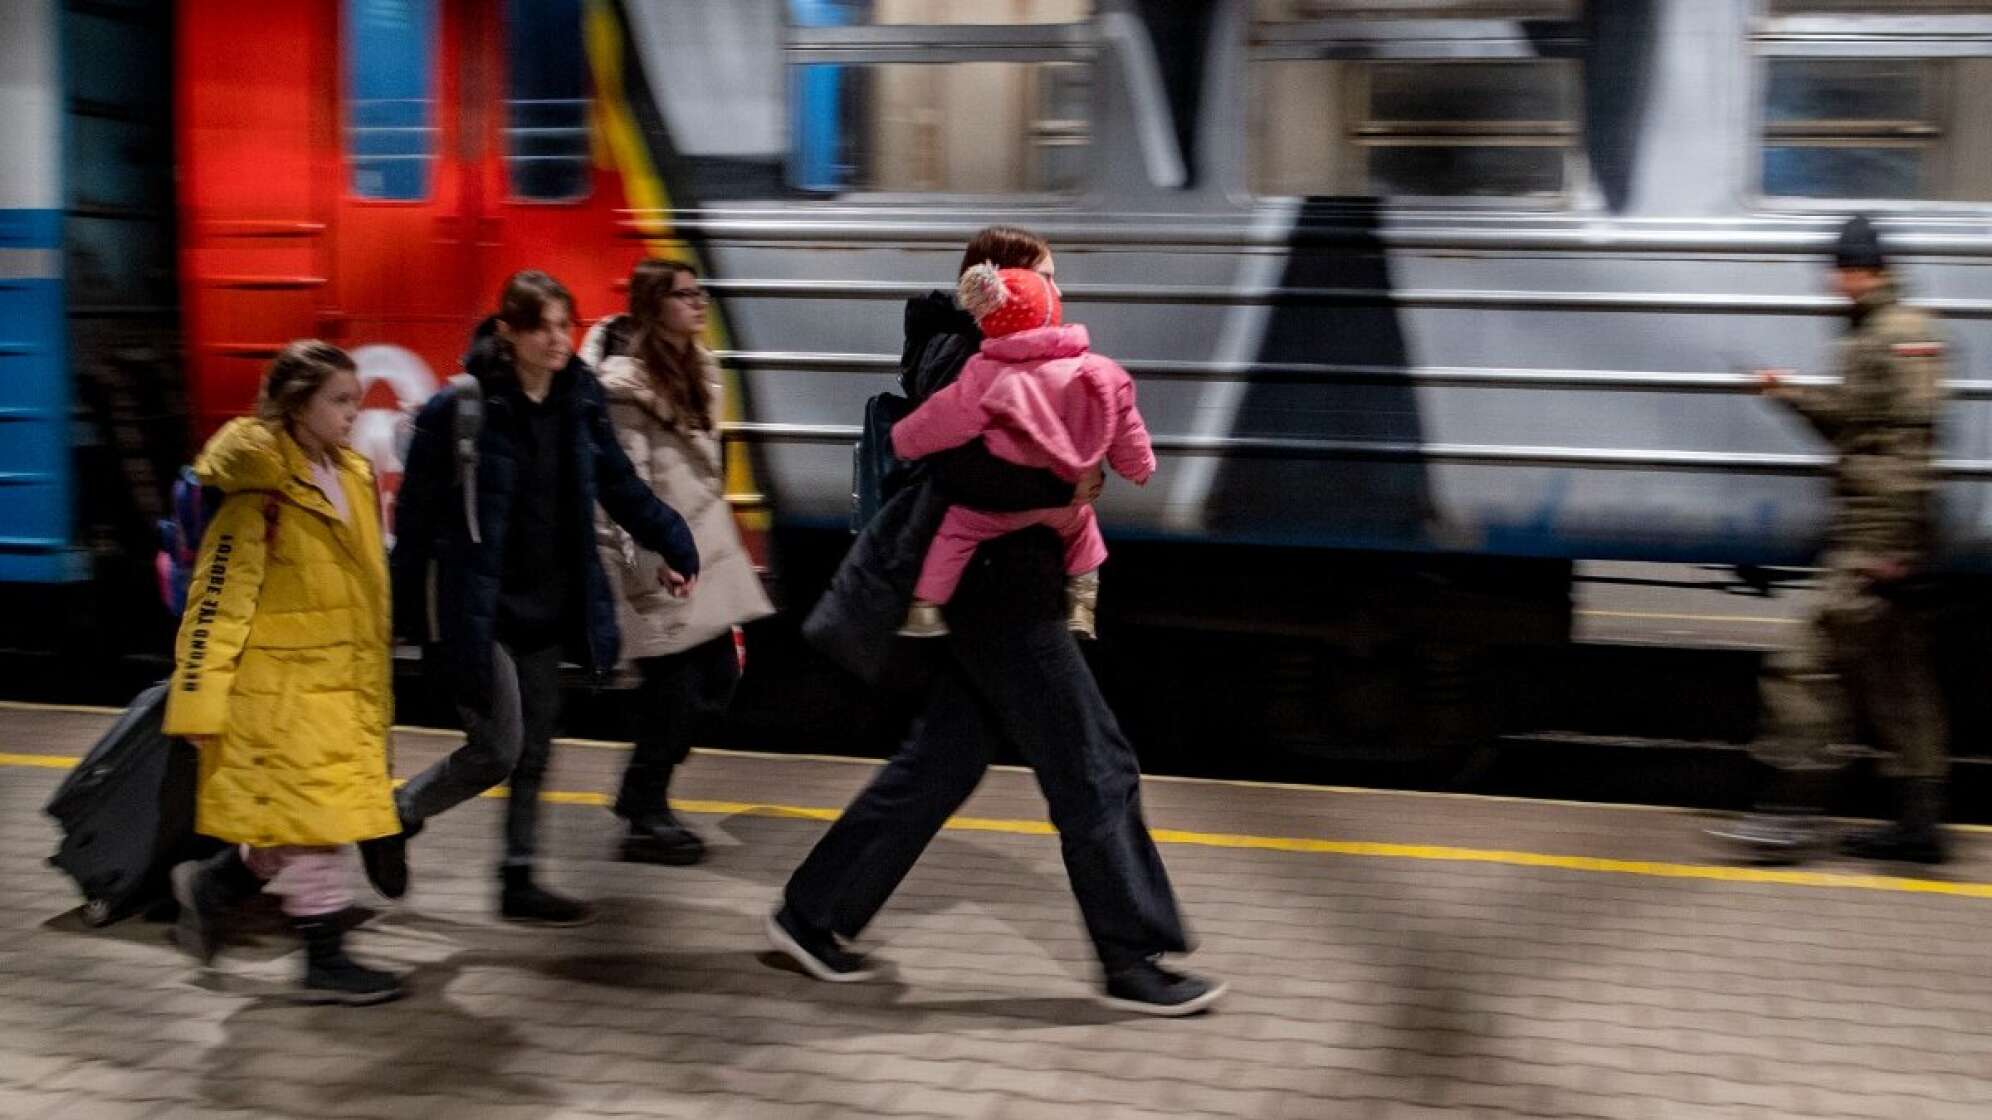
[957,225,1050,277]
[497,269,576,331]
[628,258,715,432]
[255,340,356,426]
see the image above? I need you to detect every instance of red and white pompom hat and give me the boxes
[958,262,1063,339]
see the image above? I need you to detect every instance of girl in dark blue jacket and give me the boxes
[363,270,699,925]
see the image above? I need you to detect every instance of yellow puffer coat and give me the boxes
[163,418,399,847]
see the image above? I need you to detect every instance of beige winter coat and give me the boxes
[593,350,773,659]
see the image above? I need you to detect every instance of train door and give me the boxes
[327,0,485,493]
[178,0,347,436]
[464,0,640,327]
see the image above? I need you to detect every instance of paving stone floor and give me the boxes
[4,706,1992,1119]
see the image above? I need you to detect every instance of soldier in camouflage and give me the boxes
[1713,215,1951,865]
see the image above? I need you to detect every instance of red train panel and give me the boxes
[177,0,645,503]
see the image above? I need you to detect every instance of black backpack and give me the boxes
[44,684,218,926]
[851,391,918,532]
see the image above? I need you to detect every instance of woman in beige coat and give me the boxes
[587,259,773,864]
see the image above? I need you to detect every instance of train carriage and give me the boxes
[167,1,1992,575]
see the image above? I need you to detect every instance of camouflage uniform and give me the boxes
[1755,280,1948,782]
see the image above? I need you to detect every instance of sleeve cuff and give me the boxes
[164,684,230,737]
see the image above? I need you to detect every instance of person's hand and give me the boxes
[1757,368,1796,400]
[1072,465,1105,506]
[183,734,218,749]
[659,567,697,599]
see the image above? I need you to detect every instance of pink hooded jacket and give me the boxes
[890,324,1156,485]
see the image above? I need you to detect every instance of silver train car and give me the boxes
[617,0,1992,589]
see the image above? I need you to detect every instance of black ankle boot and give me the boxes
[1842,778,1948,864]
[617,765,706,866]
[499,866,595,927]
[621,806,706,866]
[293,917,402,1005]
[171,847,263,966]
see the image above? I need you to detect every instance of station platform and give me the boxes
[3,703,1992,1120]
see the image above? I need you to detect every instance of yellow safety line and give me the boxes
[9,705,1992,828]
[1576,609,1800,625]
[0,753,83,770]
[0,700,127,716]
[9,752,1990,901]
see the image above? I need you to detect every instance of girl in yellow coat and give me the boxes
[164,341,403,1005]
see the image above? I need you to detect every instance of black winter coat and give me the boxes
[391,325,700,707]
[803,292,1075,683]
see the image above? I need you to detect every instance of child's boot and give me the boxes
[171,846,264,966]
[292,917,403,1005]
[897,599,950,638]
[1066,570,1101,640]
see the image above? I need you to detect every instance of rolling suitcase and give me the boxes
[44,683,214,926]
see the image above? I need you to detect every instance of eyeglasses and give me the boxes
[667,288,712,306]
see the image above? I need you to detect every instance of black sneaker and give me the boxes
[620,812,707,866]
[499,869,596,927]
[359,816,421,901]
[765,905,880,983]
[1101,959,1227,1017]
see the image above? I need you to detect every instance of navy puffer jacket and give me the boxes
[391,324,699,707]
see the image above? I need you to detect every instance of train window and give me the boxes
[504,0,591,201]
[791,0,1089,23]
[1760,59,1992,202]
[784,0,1093,196]
[1254,0,1572,16]
[1249,3,1583,201]
[1761,60,1937,200]
[1769,1,1992,11]
[344,0,438,201]
[790,62,1089,194]
[1251,60,1576,199]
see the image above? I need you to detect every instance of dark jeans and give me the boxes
[398,641,563,869]
[783,533,1189,972]
[616,633,740,819]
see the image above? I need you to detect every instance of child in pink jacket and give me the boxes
[893,263,1156,639]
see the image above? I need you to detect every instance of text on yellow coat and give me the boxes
[164,418,400,847]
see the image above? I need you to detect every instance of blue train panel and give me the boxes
[0,0,82,583]
[0,241,75,582]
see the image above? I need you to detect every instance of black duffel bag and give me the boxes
[44,683,216,926]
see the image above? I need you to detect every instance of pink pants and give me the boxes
[241,845,352,918]
[915,503,1106,604]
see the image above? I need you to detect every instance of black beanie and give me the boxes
[1834,214,1886,270]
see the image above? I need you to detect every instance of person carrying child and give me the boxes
[164,341,404,1005]
[893,263,1155,639]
